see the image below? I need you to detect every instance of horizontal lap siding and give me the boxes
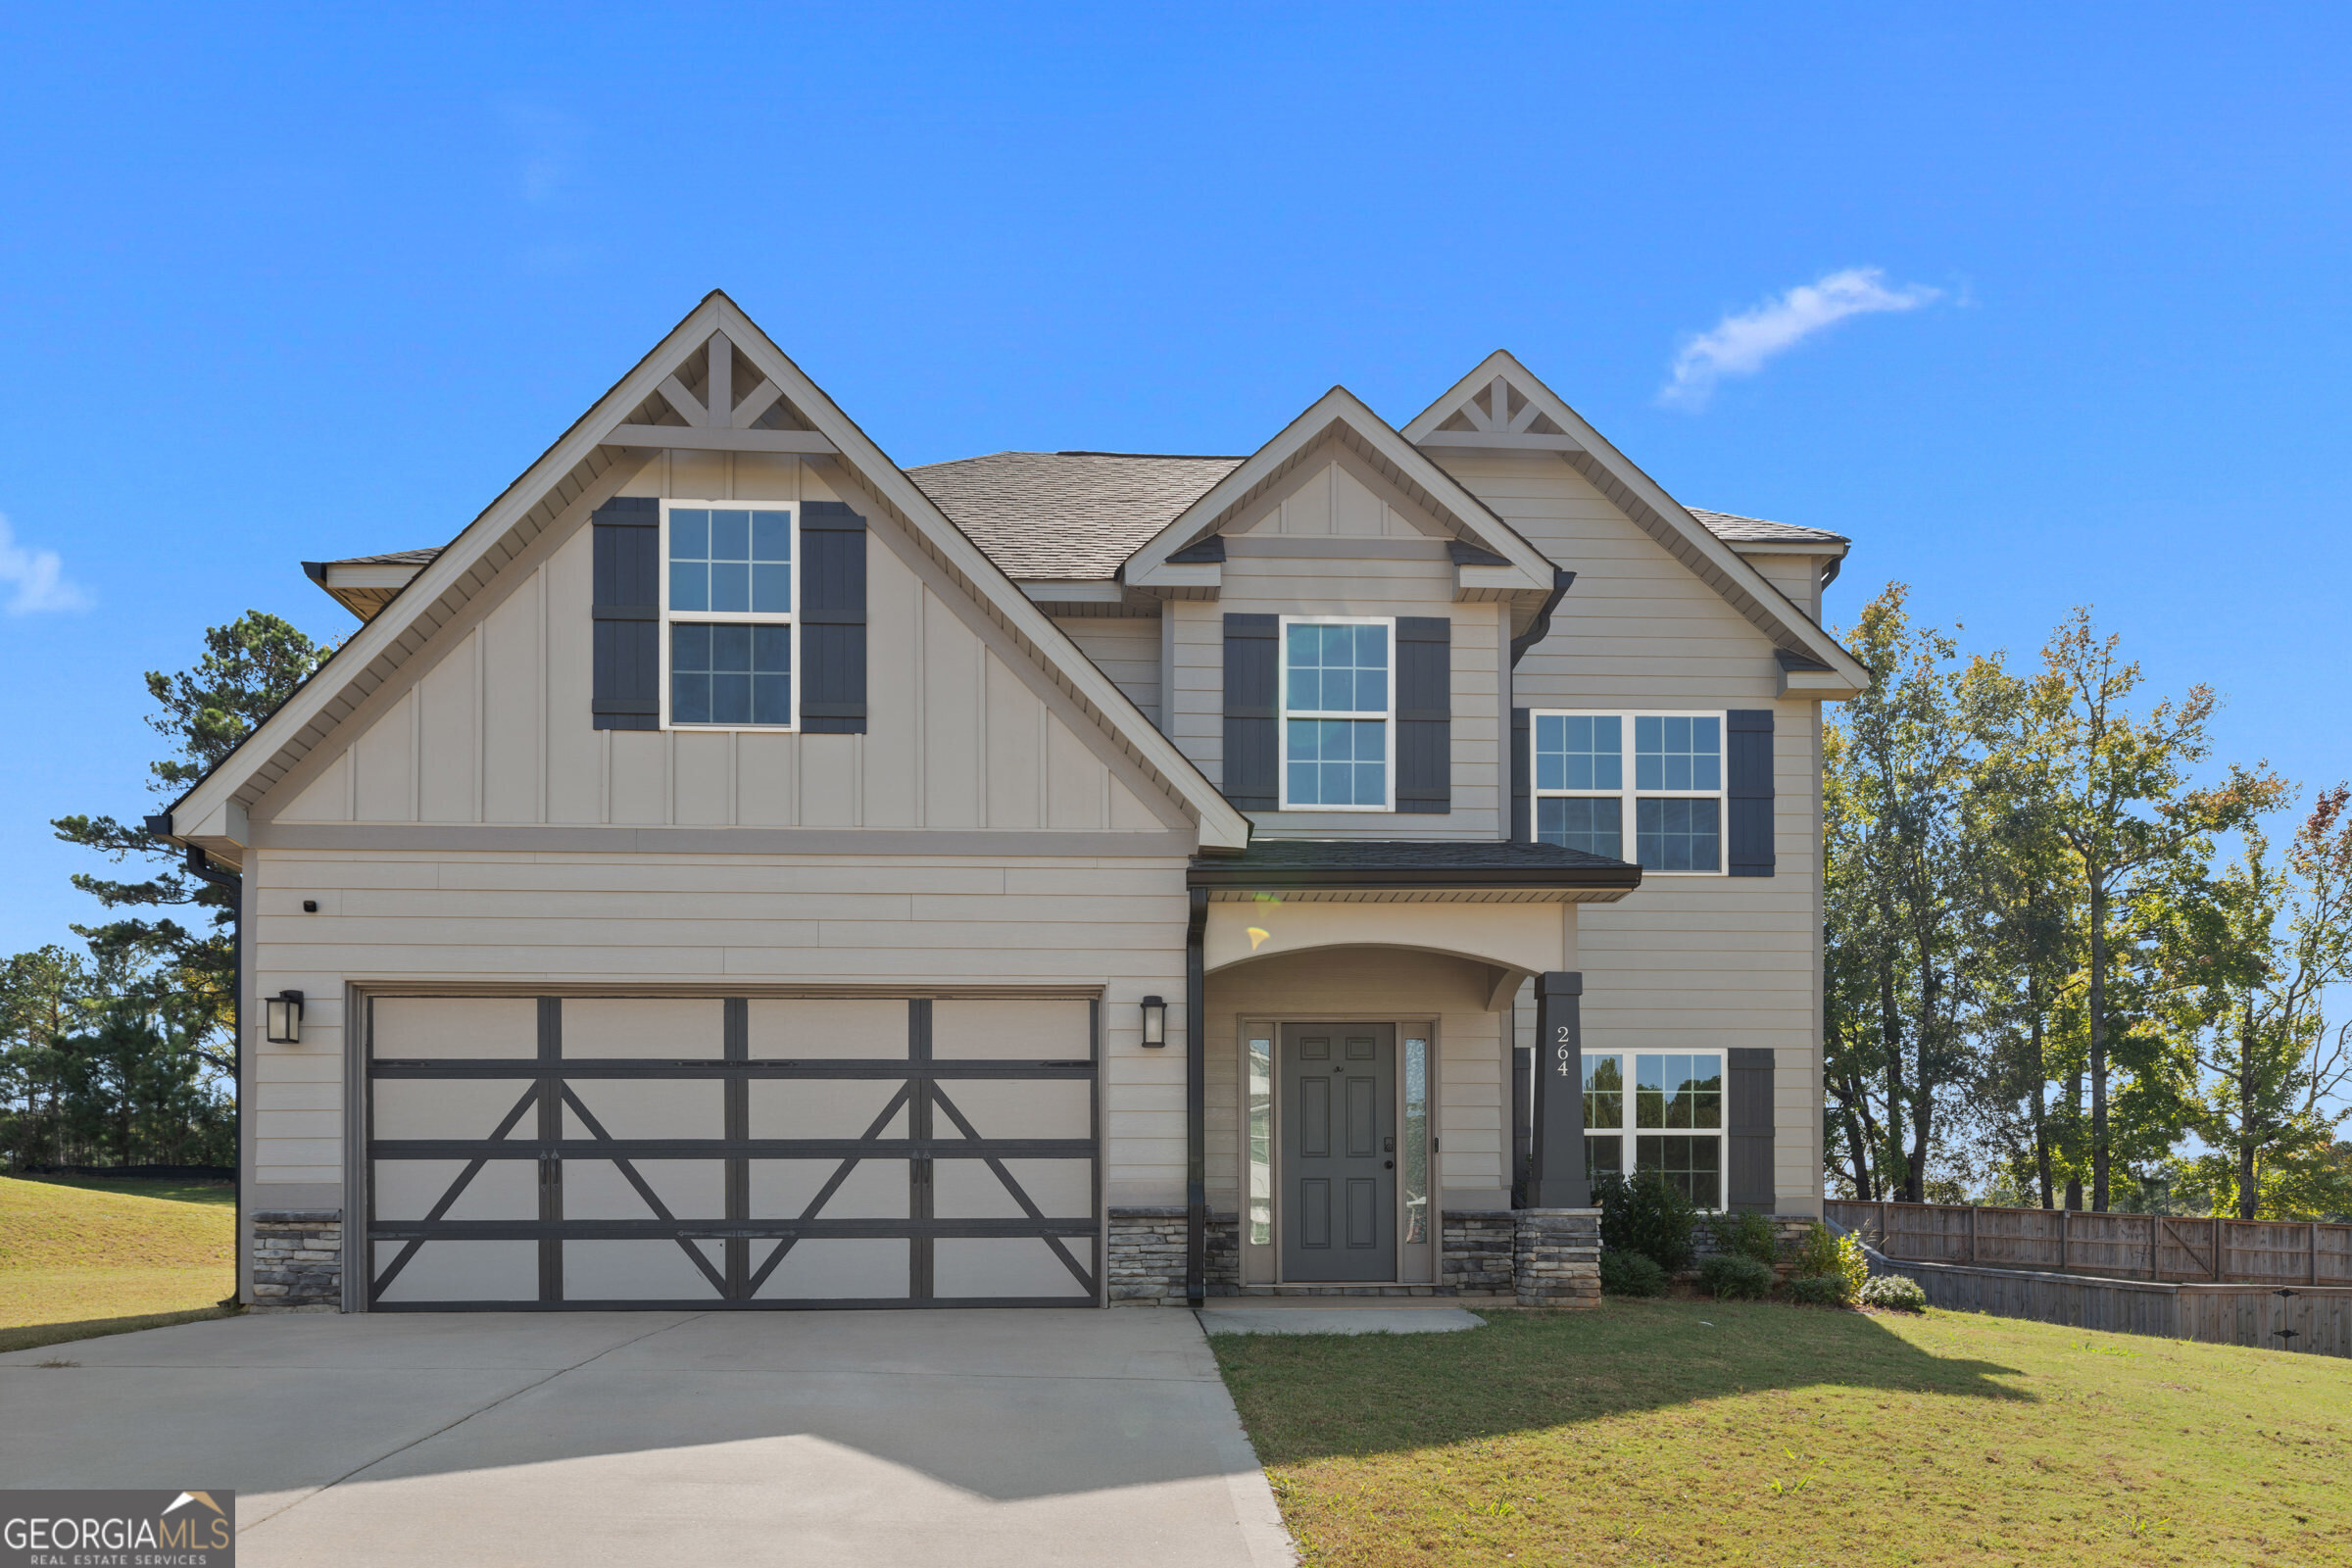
[1447,452,1827,1216]
[1053,616,1161,727]
[245,850,1190,1205]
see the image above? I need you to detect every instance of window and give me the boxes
[1533,711,1725,872]
[1581,1052,1724,1207]
[1246,1035,1273,1247]
[1280,617,1392,809]
[1402,1036,1430,1246]
[662,503,796,728]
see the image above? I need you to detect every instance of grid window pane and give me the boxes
[1286,622,1388,713]
[672,621,791,726]
[1286,719,1386,806]
[1586,1135,1624,1186]
[1539,797,1623,858]
[1635,1054,1722,1131]
[1535,713,1622,792]
[669,507,792,614]
[1636,797,1720,872]
[1636,1134,1721,1209]
[1583,1054,1624,1132]
[1636,713,1721,793]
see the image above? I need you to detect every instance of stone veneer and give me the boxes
[1107,1205,1604,1306]
[1688,1215,1823,1281]
[1513,1208,1603,1308]
[251,1209,343,1311]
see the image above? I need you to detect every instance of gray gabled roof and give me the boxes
[1685,508,1847,547]
[907,451,1245,580]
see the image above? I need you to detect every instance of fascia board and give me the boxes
[704,299,1251,852]
[1728,540,1849,559]
[325,564,429,589]
[1125,386,1556,593]
[1413,351,1870,688]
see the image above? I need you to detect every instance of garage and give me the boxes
[362,994,1100,1309]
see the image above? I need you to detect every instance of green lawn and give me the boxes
[1212,1299,2352,1567]
[0,1175,238,1352]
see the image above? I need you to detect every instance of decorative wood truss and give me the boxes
[605,330,842,455]
[1415,372,1584,452]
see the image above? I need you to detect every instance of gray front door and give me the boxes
[1278,1023,1396,1282]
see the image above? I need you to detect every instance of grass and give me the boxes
[1212,1299,2352,1567]
[0,1174,238,1353]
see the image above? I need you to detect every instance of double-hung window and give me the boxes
[662,502,796,729]
[1583,1051,1725,1207]
[1532,711,1725,872]
[1280,617,1392,809]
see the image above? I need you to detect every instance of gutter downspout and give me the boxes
[1508,568,1577,667]
[1185,886,1208,1308]
[151,816,244,1307]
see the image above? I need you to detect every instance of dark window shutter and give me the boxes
[1395,617,1450,814]
[1727,709,1775,876]
[591,497,660,731]
[1222,614,1278,809]
[1727,1047,1776,1211]
[799,502,867,734]
[1511,707,1532,842]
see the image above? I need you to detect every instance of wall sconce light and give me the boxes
[266,990,306,1045]
[1140,996,1167,1049]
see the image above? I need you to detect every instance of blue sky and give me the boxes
[0,4,2347,959]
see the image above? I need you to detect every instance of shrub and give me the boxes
[1698,1253,1775,1300]
[1859,1274,1929,1313]
[1708,1207,1780,1269]
[1793,1222,1868,1305]
[1785,1273,1845,1306]
[1595,1171,1697,1273]
[1599,1250,1669,1298]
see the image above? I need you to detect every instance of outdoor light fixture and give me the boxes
[266,990,305,1045]
[1140,996,1167,1048]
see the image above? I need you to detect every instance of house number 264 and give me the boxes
[1553,1025,1574,1075]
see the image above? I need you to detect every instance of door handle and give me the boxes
[1384,1159,1395,1170]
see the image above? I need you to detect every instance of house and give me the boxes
[159,293,1866,1312]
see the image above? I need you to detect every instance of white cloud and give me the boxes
[1660,268,1942,410]
[0,514,91,614]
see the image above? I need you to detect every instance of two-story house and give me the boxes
[160,293,1865,1312]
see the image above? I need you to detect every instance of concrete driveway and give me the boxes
[0,1309,1295,1567]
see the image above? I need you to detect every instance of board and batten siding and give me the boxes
[1052,614,1161,727]
[1442,451,1828,1214]
[1162,452,1505,838]
[263,452,1190,837]
[243,849,1191,1207]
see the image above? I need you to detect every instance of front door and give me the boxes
[1278,1023,1396,1282]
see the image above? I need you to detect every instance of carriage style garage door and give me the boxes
[364,995,1099,1309]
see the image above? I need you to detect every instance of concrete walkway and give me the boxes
[0,1309,1296,1567]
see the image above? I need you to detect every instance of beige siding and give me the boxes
[1442,450,1828,1214]
[245,850,1191,1204]
[1053,615,1160,726]
[1741,552,1826,623]
[259,458,1188,839]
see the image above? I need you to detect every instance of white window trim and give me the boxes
[1583,1050,1727,1211]
[658,499,801,732]
[1276,614,1396,812]
[1530,709,1728,875]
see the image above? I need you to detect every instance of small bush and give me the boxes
[1595,1171,1697,1273]
[1793,1222,1868,1304]
[1599,1250,1669,1298]
[1698,1253,1776,1300]
[1785,1273,1845,1306]
[1859,1274,1929,1313]
[1708,1207,1780,1269]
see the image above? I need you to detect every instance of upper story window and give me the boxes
[662,503,797,728]
[1533,711,1724,872]
[1281,617,1392,809]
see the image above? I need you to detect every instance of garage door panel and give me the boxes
[565,1158,725,1220]
[754,1239,909,1300]
[932,1158,1093,1220]
[563,998,724,1058]
[373,998,538,1059]
[374,1240,537,1302]
[375,1078,537,1142]
[749,998,907,1059]
[932,1079,1090,1142]
[933,999,1092,1060]
[936,1238,1092,1299]
[564,1079,722,1141]
[373,1158,538,1222]
[748,1079,906,1140]
[749,1158,908,1220]
[565,1240,724,1301]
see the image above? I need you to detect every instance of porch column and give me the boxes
[1529,970,1588,1208]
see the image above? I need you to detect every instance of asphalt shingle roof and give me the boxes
[1189,837,1641,890]
[1685,508,1847,546]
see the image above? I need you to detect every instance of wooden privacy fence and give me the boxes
[1858,1256,2352,1358]
[1826,1200,2352,1287]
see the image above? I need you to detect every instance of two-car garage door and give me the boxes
[364,995,1099,1309]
